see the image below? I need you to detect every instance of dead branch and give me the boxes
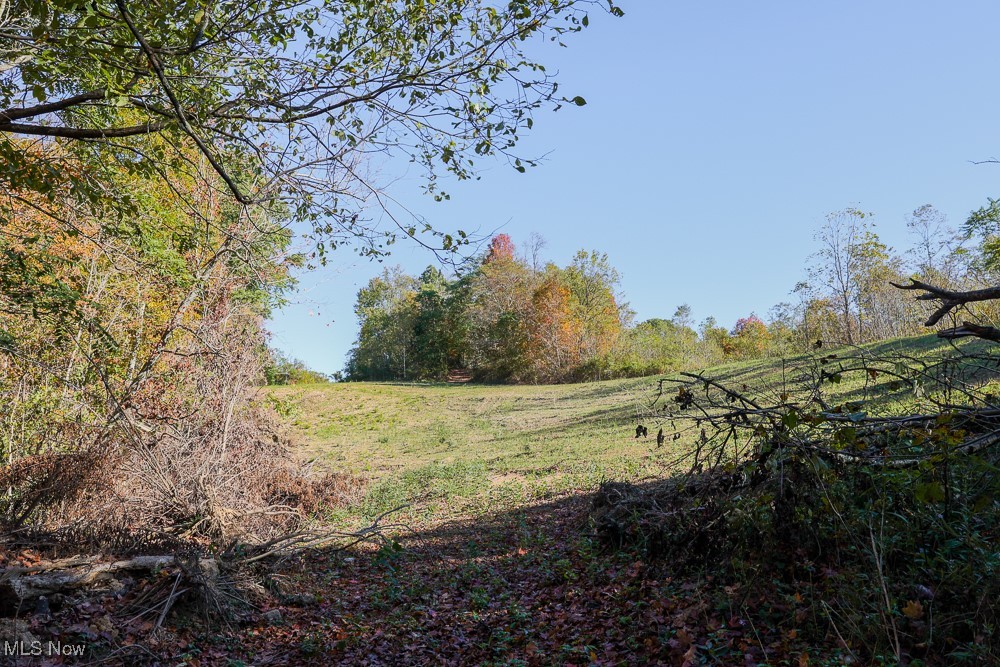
[654,350,1000,477]
[891,278,1000,327]
[936,321,1000,343]
[233,503,410,566]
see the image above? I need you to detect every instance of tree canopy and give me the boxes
[1,0,615,256]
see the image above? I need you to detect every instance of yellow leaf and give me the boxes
[903,599,924,620]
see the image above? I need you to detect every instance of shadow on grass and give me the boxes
[248,471,867,666]
[267,485,715,666]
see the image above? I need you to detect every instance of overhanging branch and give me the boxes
[891,278,1000,326]
[0,120,169,139]
[937,321,1000,343]
[114,0,254,205]
[0,90,109,123]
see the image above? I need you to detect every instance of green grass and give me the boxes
[271,333,994,524]
[272,374,664,520]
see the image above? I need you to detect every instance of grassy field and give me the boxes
[237,333,999,665]
[271,374,667,522]
[269,333,988,527]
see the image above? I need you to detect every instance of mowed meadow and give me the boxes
[274,376,668,522]
[273,333,982,527]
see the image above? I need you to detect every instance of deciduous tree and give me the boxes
[1,0,612,258]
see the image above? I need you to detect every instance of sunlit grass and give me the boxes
[271,333,993,526]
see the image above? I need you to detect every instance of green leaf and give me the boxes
[833,426,857,448]
[915,481,945,504]
[972,493,993,513]
[570,96,586,106]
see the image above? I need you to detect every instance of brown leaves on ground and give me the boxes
[11,494,854,666]
[228,496,840,666]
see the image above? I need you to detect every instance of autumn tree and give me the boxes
[485,234,517,264]
[726,314,771,358]
[466,235,534,380]
[0,151,302,536]
[337,235,783,383]
[526,274,581,381]
[562,250,627,362]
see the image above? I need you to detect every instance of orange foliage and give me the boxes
[527,277,582,381]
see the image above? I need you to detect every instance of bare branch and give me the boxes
[0,90,109,123]
[891,278,1000,326]
[937,321,1000,343]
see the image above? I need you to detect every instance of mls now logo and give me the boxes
[3,641,86,657]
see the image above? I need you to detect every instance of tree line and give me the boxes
[345,203,1000,383]
[346,234,629,382]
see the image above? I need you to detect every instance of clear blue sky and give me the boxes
[268,1,1000,375]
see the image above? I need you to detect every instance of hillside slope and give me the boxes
[272,333,988,525]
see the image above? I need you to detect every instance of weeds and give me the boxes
[593,344,1000,662]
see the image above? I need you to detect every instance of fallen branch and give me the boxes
[233,503,411,565]
[936,321,1000,342]
[154,572,184,630]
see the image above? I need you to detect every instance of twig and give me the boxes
[821,600,859,662]
[154,573,183,629]
[234,503,411,565]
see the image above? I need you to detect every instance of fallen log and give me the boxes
[0,555,221,615]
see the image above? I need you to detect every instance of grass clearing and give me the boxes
[273,375,666,521]
[272,333,990,526]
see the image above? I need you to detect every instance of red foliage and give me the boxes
[727,314,771,358]
[731,314,767,337]
[484,233,516,264]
